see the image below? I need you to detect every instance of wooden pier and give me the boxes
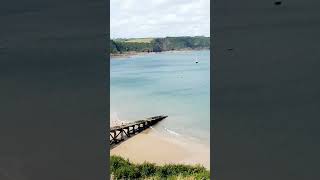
[110,115,167,145]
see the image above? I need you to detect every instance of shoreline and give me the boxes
[110,128,210,169]
[110,48,209,59]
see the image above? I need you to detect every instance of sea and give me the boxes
[110,50,210,147]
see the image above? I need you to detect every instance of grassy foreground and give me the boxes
[110,155,210,180]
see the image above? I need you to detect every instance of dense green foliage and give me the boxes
[110,36,210,54]
[110,155,210,180]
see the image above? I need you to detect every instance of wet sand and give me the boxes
[110,129,210,169]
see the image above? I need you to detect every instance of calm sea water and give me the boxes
[110,50,210,145]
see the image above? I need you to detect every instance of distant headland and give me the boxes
[110,36,210,57]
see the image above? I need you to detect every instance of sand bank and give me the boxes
[110,129,210,169]
[110,49,209,59]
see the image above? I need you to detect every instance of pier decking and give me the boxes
[110,115,167,145]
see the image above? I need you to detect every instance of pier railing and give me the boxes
[110,115,167,145]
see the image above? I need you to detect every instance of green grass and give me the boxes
[110,155,210,180]
[113,38,154,43]
[124,38,154,43]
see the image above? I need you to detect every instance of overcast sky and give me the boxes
[110,0,210,39]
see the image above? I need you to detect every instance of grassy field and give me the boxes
[110,155,210,180]
[113,38,154,43]
[124,38,154,43]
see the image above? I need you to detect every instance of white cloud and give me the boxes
[110,0,210,38]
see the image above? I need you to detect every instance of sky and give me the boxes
[110,0,210,39]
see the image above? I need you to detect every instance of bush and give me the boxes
[138,162,157,177]
[113,166,140,179]
[110,155,210,180]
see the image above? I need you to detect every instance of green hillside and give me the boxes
[110,36,210,54]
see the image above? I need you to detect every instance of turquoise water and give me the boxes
[110,50,210,145]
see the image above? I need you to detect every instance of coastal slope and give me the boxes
[110,36,210,55]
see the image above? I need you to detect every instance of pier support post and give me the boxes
[120,129,124,141]
[113,131,117,143]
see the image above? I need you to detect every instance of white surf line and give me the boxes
[164,127,181,136]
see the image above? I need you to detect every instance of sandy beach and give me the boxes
[110,129,210,169]
[110,48,209,59]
